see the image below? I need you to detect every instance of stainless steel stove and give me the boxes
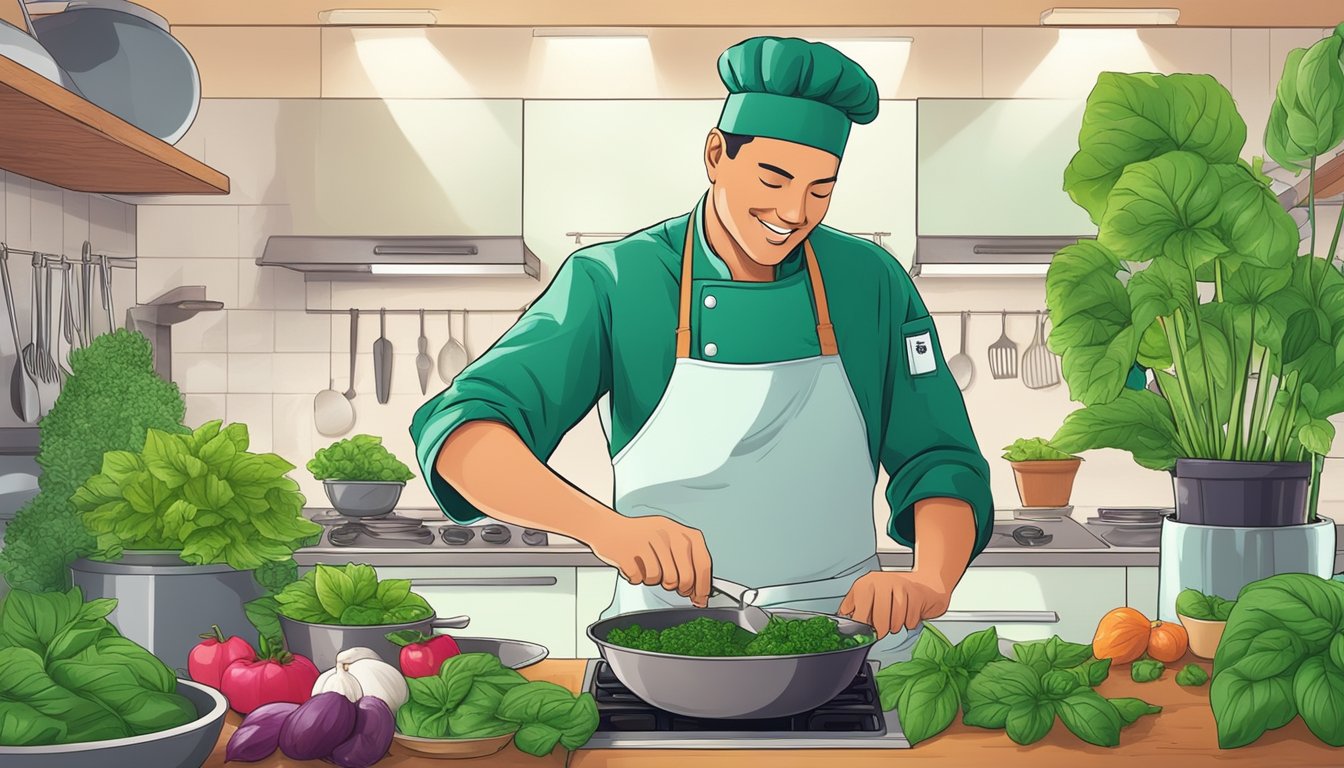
[578,660,909,749]
[307,510,558,549]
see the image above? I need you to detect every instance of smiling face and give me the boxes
[704,130,840,267]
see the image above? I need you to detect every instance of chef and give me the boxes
[411,36,992,666]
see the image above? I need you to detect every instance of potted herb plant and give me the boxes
[1001,437,1082,508]
[308,435,415,518]
[0,329,186,594]
[67,420,322,670]
[1174,588,1234,660]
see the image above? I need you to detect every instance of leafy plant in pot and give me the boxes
[1001,437,1082,508]
[68,420,321,670]
[1045,66,1344,531]
[308,435,415,519]
[1174,588,1234,660]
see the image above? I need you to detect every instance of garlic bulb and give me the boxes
[311,647,409,712]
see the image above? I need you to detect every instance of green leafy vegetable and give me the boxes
[1001,437,1078,462]
[603,615,871,657]
[263,564,432,627]
[72,420,319,572]
[1265,27,1344,172]
[1111,697,1162,725]
[1131,659,1164,683]
[1211,573,1344,748]
[1176,664,1209,687]
[396,653,598,755]
[0,330,186,592]
[0,587,196,746]
[308,435,415,482]
[1176,588,1235,622]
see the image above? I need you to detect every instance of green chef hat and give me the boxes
[716,36,879,159]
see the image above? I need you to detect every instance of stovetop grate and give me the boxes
[589,661,885,734]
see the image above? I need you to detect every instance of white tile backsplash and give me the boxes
[227,353,275,393]
[172,309,229,353]
[62,192,89,255]
[227,310,276,353]
[137,206,239,259]
[174,353,229,394]
[28,183,63,254]
[269,352,330,394]
[226,394,274,452]
[183,393,228,428]
[137,258,239,307]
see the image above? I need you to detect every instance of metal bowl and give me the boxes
[0,679,227,768]
[587,607,876,720]
[280,611,468,670]
[0,18,83,93]
[323,480,405,518]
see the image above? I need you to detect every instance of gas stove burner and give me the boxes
[521,528,548,546]
[329,518,435,547]
[442,526,476,546]
[1011,525,1053,547]
[481,524,512,545]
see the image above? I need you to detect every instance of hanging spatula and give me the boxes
[415,308,432,395]
[373,308,392,404]
[1022,311,1060,389]
[988,310,1018,380]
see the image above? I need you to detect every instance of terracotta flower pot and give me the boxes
[1011,459,1082,507]
[1178,614,1226,660]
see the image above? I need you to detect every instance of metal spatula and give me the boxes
[1022,311,1060,389]
[988,310,1018,380]
[710,578,771,633]
[415,308,432,395]
[373,308,392,404]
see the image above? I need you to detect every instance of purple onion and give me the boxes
[225,702,300,762]
[328,697,396,768]
[277,691,357,761]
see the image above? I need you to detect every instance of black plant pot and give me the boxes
[1172,459,1310,527]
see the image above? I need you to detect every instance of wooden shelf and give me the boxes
[1317,152,1344,200]
[0,54,229,195]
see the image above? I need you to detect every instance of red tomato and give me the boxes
[220,638,320,714]
[188,625,255,689]
[400,633,462,678]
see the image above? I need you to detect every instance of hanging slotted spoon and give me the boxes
[947,311,974,391]
[1022,311,1060,389]
[988,310,1018,380]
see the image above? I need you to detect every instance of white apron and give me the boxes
[597,223,921,667]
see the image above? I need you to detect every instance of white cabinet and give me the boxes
[374,566,578,658]
[576,567,620,657]
[919,566,1127,646]
[1126,567,1160,619]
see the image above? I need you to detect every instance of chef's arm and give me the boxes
[911,498,977,589]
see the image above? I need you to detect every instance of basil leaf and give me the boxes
[1069,658,1112,688]
[0,701,66,746]
[0,589,83,655]
[965,660,1041,730]
[1110,697,1161,726]
[1293,655,1344,746]
[1176,664,1209,687]
[339,605,386,626]
[912,624,953,665]
[875,659,937,712]
[497,683,599,752]
[243,596,284,645]
[894,670,959,745]
[1210,667,1297,748]
[1045,636,1095,669]
[407,674,453,711]
[1056,691,1123,747]
[377,579,413,610]
[1012,642,1051,674]
[1223,628,1308,681]
[955,627,1004,673]
[448,683,513,738]
[396,701,449,738]
[1131,659,1164,683]
[1042,669,1086,700]
[314,564,356,617]
[1004,701,1055,745]
[514,723,563,757]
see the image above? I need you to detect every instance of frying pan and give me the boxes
[587,607,876,720]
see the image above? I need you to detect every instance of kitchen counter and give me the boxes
[201,657,1339,767]
[294,506,1344,570]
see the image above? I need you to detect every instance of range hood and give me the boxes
[258,236,541,279]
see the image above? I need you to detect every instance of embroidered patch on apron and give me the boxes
[905,331,936,375]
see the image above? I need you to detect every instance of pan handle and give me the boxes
[430,614,471,630]
[935,610,1059,623]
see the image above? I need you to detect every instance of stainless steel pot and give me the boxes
[280,612,470,671]
[586,607,876,720]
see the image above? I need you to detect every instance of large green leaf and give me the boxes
[1128,258,1197,334]
[1293,654,1344,746]
[1045,241,1136,406]
[964,660,1042,730]
[1051,389,1179,470]
[1065,72,1246,224]
[1264,35,1344,171]
[1056,690,1123,747]
[1212,164,1299,271]
[1099,152,1227,268]
[1211,667,1298,748]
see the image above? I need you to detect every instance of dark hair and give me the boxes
[722,132,755,159]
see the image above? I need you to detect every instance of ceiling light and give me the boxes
[318,9,438,25]
[1039,7,1180,26]
[912,263,1051,278]
[532,27,649,39]
[369,264,533,276]
[819,36,914,44]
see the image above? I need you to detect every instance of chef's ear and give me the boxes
[704,129,727,183]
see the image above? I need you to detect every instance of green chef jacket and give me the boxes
[410,197,994,559]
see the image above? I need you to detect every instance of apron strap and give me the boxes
[676,212,838,359]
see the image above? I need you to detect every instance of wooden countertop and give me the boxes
[202,657,1341,768]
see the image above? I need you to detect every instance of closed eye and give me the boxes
[810,190,831,199]
[759,178,783,189]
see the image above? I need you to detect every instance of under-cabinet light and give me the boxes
[318,9,438,25]
[912,263,1051,278]
[532,27,649,39]
[1039,7,1180,26]
[369,264,532,276]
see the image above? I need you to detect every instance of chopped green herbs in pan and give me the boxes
[605,615,874,657]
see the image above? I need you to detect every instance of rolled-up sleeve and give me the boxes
[880,272,994,561]
[409,254,613,522]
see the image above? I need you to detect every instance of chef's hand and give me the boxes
[586,515,713,607]
[839,570,953,639]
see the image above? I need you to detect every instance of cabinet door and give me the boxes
[374,567,578,658]
[1126,567,1159,619]
[918,567,1126,646]
[575,567,619,657]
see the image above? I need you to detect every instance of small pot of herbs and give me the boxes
[308,435,416,518]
